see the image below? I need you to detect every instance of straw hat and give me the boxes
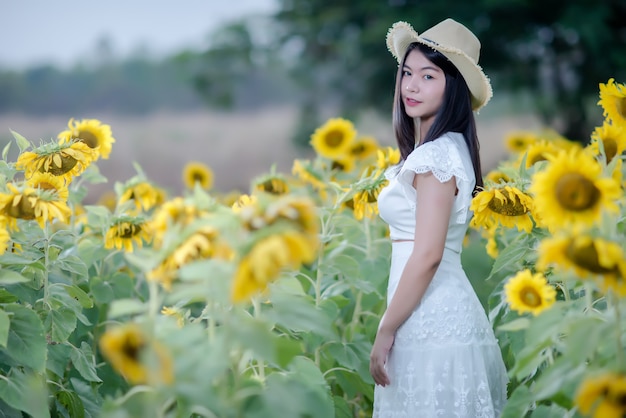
[386,18,492,110]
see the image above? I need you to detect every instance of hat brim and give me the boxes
[386,21,492,111]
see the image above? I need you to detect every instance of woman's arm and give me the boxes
[370,171,456,386]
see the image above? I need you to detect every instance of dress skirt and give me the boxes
[373,242,508,418]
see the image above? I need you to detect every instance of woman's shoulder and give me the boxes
[406,132,465,161]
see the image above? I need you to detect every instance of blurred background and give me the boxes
[1,0,625,201]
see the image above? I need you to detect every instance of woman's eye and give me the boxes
[402,70,412,76]
[424,74,433,80]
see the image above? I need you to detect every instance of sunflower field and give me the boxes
[0,78,624,418]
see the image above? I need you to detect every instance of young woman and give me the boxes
[370,19,508,417]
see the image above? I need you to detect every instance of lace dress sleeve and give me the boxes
[396,135,473,224]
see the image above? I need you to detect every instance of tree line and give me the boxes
[1,0,625,145]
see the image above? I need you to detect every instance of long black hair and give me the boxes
[392,42,484,192]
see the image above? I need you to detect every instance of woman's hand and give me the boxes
[369,327,395,386]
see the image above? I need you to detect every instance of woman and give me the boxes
[370,18,508,417]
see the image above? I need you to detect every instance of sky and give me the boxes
[1,0,278,69]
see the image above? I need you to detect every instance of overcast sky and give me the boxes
[1,1,277,69]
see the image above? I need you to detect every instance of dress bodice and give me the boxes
[377,132,476,253]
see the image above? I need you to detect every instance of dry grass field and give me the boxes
[0,106,542,202]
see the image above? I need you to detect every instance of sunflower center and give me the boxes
[119,223,141,239]
[487,192,528,216]
[520,286,542,307]
[76,130,99,148]
[5,194,37,220]
[603,138,618,162]
[565,240,617,274]
[121,335,144,361]
[324,130,345,148]
[40,154,78,176]
[192,172,205,183]
[555,173,600,211]
[36,182,56,191]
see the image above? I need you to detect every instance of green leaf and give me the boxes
[70,342,102,383]
[57,390,85,418]
[333,396,353,418]
[500,384,533,418]
[0,289,18,303]
[1,304,46,372]
[89,277,115,304]
[0,368,49,418]
[497,317,530,332]
[531,357,585,401]
[10,130,31,153]
[60,284,93,309]
[2,141,10,160]
[55,255,88,278]
[43,306,76,343]
[530,404,571,418]
[0,270,30,285]
[107,298,146,318]
[0,309,9,348]
[70,377,103,418]
[488,234,534,280]
[46,342,71,379]
[265,293,336,338]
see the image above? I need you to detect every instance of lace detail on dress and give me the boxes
[395,135,473,224]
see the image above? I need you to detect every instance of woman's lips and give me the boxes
[405,98,420,107]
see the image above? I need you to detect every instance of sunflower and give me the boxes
[169,226,233,266]
[118,181,164,213]
[231,194,258,214]
[99,324,173,385]
[520,140,561,169]
[537,234,626,296]
[182,161,214,190]
[292,159,327,191]
[504,269,556,316]
[148,226,234,290]
[598,78,626,126]
[330,155,357,174]
[505,131,539,154]
[0,223,10,255]
[58,118,116,160]
[266,195,319,239]
[351,178,388,221]
[576,372,626,418]
[376,147,401,172]
[484,170,511,185]
[26,172,69,202]
[253,173,290,195]
[587,120,626,164]
[161,306,185,328]
[310,117,357,159]
[232,231,316,303]
[15,140,96,182]
[349,136,379,160]
[104,217,151,253]
[530,148,621,230]
[470,185,534,233]
[0,183,71,229]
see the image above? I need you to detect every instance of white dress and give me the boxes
[373,132,508,418]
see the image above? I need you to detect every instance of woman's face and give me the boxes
[400,48,446,127]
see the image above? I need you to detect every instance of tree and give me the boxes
[271,0,626,144]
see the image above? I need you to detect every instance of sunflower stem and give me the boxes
[43,221,51,308]
[252,297,265,381]
[612,291,624,370]
[148,279,159,322]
